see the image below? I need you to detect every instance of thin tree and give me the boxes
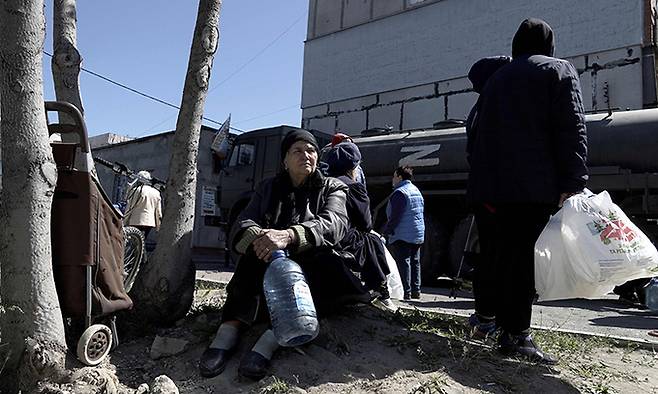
[132,0,222,324]
[52,0,84,119]
[0,0,67,391]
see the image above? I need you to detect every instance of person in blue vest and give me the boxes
[382,166,425,300]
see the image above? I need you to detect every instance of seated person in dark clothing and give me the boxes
[324,141,396,313]
[199,130,366,381]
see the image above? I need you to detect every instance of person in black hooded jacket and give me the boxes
[464,55,511,340]
[466,18,588,364]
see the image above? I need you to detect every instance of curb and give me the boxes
[396,304,658,351]
[193,278,658,350]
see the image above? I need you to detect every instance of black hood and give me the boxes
[468,56,512,93]
[512,18,555,59]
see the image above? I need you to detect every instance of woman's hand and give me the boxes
[252,229,295,261]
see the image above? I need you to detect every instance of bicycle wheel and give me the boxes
[123,226,145,293]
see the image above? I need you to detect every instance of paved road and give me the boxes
[196,269,658,346]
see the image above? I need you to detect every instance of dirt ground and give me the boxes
[82,286,657,394]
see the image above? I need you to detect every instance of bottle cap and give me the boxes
[270,250,286,261]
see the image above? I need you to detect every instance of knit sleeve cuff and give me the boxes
[291,225,313,253]
[234,226,262,254]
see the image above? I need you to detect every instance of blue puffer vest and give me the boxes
[386,180,425,244]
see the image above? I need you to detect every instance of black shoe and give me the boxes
[199,348,233,378]
[617,291,641,305]
[378,283,390,300]
[498,332,557,365]
[411,291,421,299]
[403,293,411,300]
[238,351,270,381]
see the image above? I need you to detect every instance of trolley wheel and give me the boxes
[123,226,145,293]
[76,324,113,366]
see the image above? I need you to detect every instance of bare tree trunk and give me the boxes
[52,0,84,120]
[132,0,222,324]
[0,1,67,391]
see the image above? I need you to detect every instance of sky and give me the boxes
[42,1,309,138]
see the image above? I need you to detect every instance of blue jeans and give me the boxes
[389,241,422,296]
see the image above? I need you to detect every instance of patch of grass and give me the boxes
[409,375,449,394]
[416,346,443,370]
[636,354,656,368]
[260,376,291,394]
[383,333,420,353]
[584,379,617,394]
[195,279,226,291]
[188,283,227,317]
[532,330,614,358]
[568,362,607,380]
[395,309,469,340]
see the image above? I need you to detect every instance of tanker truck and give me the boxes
[217,109,658,283]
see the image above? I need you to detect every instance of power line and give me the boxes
[145,13,305,133]
[42,12,303,136]
[42,50,245,133]
[234,104,299,125]
[208,13,304,94]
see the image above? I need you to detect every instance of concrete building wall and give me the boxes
[302,0,653,135]
[89,132,133,149]
[93,127,224,252]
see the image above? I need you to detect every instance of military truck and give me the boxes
[218,110,658,283]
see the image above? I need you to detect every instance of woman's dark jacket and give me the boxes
[230,170,349,253]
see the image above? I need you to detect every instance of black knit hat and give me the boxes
[281,129,320,159]
[324,141,362,176]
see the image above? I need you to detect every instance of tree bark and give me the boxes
[52,0,84,122]
[131,0,222,325]
[0,1,67,391]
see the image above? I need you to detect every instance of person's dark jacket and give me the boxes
[231,170,349,253]
[466,56,512,165]
[336,174,372,260]
[337,175,372,232]
[467,18,588,205]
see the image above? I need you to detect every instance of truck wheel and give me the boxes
[123,226,145,293]
[420,214,450,286]
[448,216,476,279]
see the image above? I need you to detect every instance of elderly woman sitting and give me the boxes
[199,130,366,381]
[324,142,395,313]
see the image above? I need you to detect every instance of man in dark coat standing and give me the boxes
[466,18,588,364]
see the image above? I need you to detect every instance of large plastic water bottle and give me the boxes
[263,250,319,346]
[645,277,658,311]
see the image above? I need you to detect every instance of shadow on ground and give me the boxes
[111,303,581,393]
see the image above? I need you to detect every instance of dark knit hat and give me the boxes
[324,141,362,176]
[281,129,319,159]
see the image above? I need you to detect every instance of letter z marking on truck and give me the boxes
[399,144,441,167]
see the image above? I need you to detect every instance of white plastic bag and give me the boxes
[384,245,405,300]
[371,231,404,300]
[535,190,658,301]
